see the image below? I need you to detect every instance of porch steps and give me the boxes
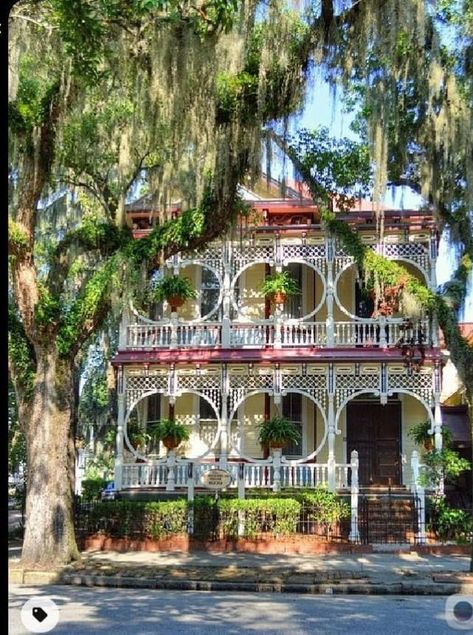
[359,493,417,544]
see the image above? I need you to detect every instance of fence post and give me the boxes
[410,450,426,544]
[187,462,194,535]
[166,451,176,491]
[410,449,420,491]
[272,449,282,493]
[238,462,245,500]
[349,450,360,542]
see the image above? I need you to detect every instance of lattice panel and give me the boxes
[282,244,327,270]
[232,244,274,273]
[384,243,429,273]
[281,374,327,409]
[228,373,274,413]
[125,374,169,409]
[177,374,222,410]
[335,372,380,409]
[387,370,434,405]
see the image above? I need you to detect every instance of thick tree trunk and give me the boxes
[21,346,80,567]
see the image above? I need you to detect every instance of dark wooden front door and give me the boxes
[347,402,401,486]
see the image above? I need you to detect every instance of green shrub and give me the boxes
[81,477,107,502]
[297,487,350,524]
[216,498,301,538]
[77,500,188,538]
[428,498,473,542]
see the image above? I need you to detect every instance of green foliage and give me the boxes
[81,477,108,502]
[289,128,372,207]
[257,416,301,449]
[296,487,350,525]
[57,255,120,357]
[34,284,62,328]
[216,498,301,538]
[420,448,471,490]
[150,275,196,303]
[8,220,29,255]
[408,421,453,448]
[8,304,36,400]
[428,498,473,542]
[77,500,188,538]
[147,418,190,444]
[323,210,435,315]
[216,71,259,124]
[261,270,300,298]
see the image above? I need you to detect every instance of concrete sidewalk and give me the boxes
[9,542,473,595]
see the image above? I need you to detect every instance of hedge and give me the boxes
[76,500,188,539]
[75,491,349,540]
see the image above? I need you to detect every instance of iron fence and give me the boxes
[358,492,424,544]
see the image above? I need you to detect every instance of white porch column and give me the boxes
[326,237,335,347]
[114,367,125,491]
[349,450,360,542]
[327,394,336,492]
[434,399,443,451]
[222,255,232,348]
[219,365,229,466]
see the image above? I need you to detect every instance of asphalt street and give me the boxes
[9,585,456,634]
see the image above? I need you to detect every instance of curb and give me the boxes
[60,573,473,596]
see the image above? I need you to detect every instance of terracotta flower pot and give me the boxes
[272,292,287,305]
[424,438,434,451]
[162,436,180,450]
[168,296,185,311]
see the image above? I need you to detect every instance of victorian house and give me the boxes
[110,179,445,532]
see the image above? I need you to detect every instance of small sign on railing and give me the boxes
[200,468,232,490]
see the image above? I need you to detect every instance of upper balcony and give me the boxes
[119,194,439,360]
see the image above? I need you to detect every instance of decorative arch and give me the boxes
[124,389,221,461]
[228,389,328,463]
[230,260,327,319]
[333,260,429,320]
[335,389,434,431]
[178,261,224,322]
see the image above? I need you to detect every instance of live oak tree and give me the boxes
[8,0,472,567]
[8,0,321,567]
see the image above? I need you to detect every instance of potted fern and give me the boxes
[261,270,299,305]
[150,275,196,312]
[150,418,190,450]
[408,421,453,451]
[258,416,301,450]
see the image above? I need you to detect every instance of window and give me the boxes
[282,393,302,456]
[200,267,220,318]
[199,397,217,421]
[286,263,303,319]
[146,393,161,424]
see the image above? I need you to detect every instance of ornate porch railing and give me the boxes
[124,317,430,350]
[121,458,353,491]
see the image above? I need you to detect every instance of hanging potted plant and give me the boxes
[408,421,453,451]
[257,416,301,450]
[261,270,299,305]
[150,418,190,450]
[150,275,197,312]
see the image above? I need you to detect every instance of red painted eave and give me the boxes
[111,347,442,365]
